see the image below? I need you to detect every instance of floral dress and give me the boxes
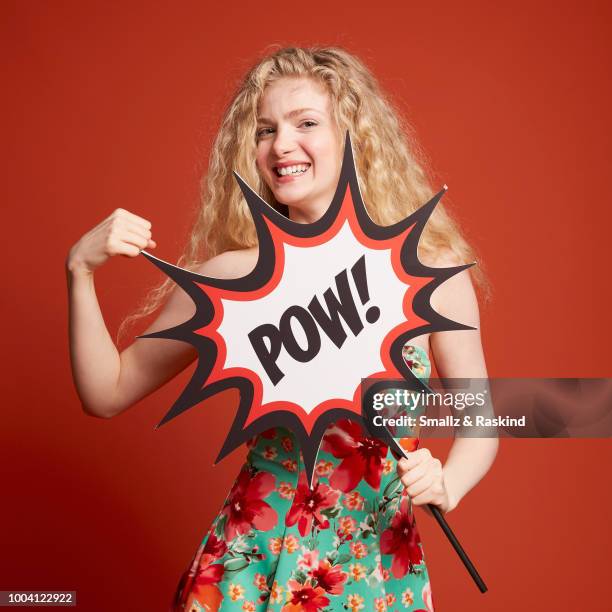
[172,344,434,612]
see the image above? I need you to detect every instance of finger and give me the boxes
[411,479,448,508]
[122,219,153,239]
[401,456,443,492]
[411,489,441,507]
[116,243,142,257]
[120,229,151,251]
[113,208,152,230]
[398,448,430,471]
[398,459,430,486]
[115,219,154,246]
[405,472,435,499]
[123,224,156,249]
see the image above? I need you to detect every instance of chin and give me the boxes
[273,189,312,207]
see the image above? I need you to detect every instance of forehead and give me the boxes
[257,77,331,117]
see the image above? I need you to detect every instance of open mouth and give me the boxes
[274,163,311,177]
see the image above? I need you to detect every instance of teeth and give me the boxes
[277,164,309,176]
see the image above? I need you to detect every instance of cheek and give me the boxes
[254,156,272,189]
[255,151,265,173]
[311,140,338,174]
[326,132,342,167]
[255,141,272,170]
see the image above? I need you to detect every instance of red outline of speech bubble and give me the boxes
[139,132,476,486]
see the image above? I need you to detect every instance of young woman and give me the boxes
[66,47,498,611]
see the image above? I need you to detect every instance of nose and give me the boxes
[271,124,296,157]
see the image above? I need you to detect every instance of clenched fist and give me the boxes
[66,208,156,275]
[396,447,457,513]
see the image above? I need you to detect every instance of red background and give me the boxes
[2,1,610,610]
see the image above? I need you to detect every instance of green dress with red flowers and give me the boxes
[172,344,434,612]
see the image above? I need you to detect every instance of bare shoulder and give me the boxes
[420,245,465,269]
[424,247,480,328]
[143,247,259,333]
[422,248,488,377]
[195,246,259,279]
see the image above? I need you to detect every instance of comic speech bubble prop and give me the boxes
[139,132,475,486]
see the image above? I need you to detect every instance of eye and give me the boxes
[300,120,318,128]
[256,127,274,139]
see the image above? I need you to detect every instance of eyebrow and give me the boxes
[257,107,324,124]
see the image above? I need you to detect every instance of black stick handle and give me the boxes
[387,435,488,593]
[428,503,488,593]
[362,384,487,593]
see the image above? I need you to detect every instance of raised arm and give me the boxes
[66,208,243,419]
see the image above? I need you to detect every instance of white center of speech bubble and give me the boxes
[218,220,409,414]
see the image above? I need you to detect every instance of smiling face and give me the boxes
[255,77,343,223]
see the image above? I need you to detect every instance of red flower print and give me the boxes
[246,428,276,449]
[297,549,319,570]
[283,534,300,553]
[349,541,368,559]
[190,533,227,588]
[342,490,365,511]
[278,481,296,500]
[282,579,330,612]
[253,573,269,592]
[315,460,334,477]
[338,516,357,535]
[281,436,294,452]
[282,459,298,472]
[173,531,227,610]
[268,536,283,555]
[221,468,278,540]
[380,492,423,578]
[311,559,348,595]
[194,562,224,587]
[185,585,223,612]
[263,446,278,460]
[203,532,227,559]
[374,597,387,611]
[285,471,340,536]
[321,419,388,492]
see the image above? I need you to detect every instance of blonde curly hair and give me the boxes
[118,45,490,345]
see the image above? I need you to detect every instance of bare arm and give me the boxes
[397,253,498,513]
[110,252,235,417]
[66,208,242,419]
[66,267,199,419]
[430,261,499,512]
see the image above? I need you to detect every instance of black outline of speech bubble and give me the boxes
[138,131,476,486]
